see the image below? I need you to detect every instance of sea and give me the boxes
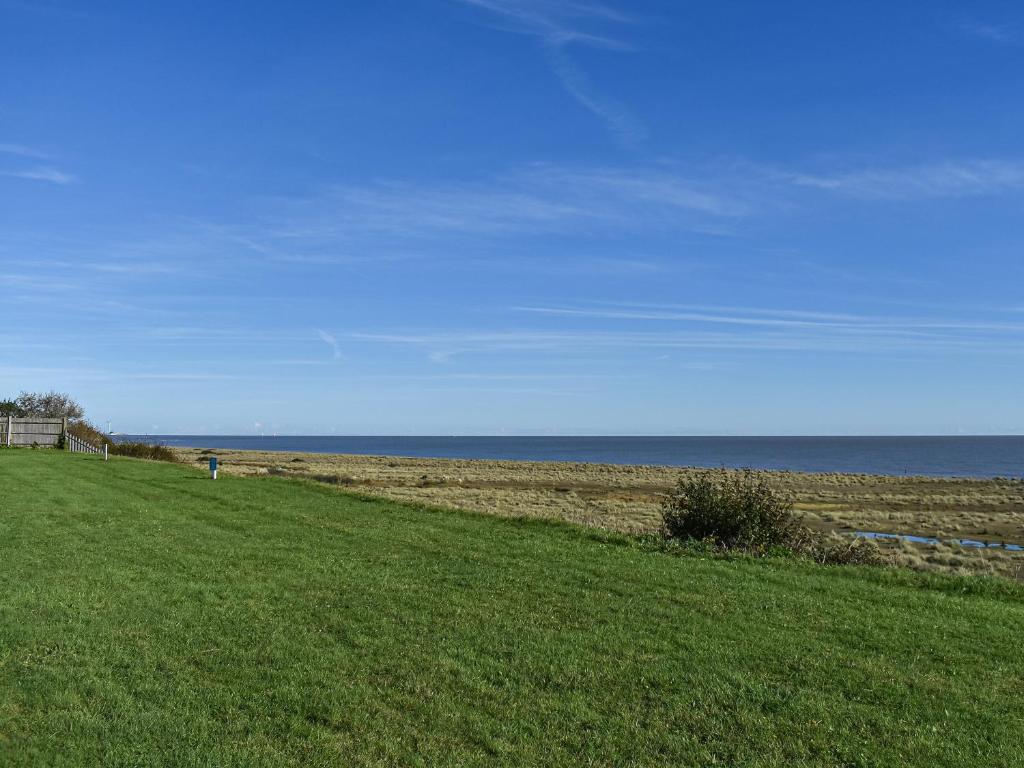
[117,435,1024,479]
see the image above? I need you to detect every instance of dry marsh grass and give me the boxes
[174,448,1024,579]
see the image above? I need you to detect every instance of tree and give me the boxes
[0,399,25,417]
[14,391,86,421]
[8,391,110,446]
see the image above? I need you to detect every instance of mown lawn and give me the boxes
[0,451,1021,767]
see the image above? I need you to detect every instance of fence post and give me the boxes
[5,414,10,447]
[104,443,108,461]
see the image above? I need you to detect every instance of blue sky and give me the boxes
[2,0,1023,435]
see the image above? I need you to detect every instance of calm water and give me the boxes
[118,435,1024,478]
[855,531,1022,551]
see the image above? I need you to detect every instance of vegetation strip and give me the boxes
[174,447,1024,580]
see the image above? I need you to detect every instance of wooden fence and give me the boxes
[1,416,104,453]
[1,416,66,447]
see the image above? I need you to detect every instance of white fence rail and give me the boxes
[66,432,101,454]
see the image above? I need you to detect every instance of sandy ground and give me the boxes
[174,448,1024,580]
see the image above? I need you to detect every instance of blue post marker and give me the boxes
[209,456,218,480]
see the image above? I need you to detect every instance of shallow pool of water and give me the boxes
[855,531,1023,552]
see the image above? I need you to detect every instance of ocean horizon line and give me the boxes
[121,433,1024,439]
[114,435,1024,479]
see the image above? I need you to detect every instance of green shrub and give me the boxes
[109,442,177,462]
[661,470,806,550]
[68,420,111,448]
[661,470,886,568]
[804,534,884,566]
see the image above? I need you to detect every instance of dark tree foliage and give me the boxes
[0,399,25,417]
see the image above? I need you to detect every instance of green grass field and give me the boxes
[1,451,1022,767]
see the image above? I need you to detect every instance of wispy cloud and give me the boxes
[454,0,645,145]
[304,301,1024,365]
[275,159,1024,244]
[545,45,645,145]
[0,365,112,382]
[457,0,630,43]
[1,166,78,185]
[141,157,1024,267]
[0,365,242,384]
[514,302,1024,335]
[316,329,343,359]
[85,261,180,276]
[254,164,746,249]
[786,160,1024,200]
[343,325,1024,359]
[125,372,242,381]
[517,304,872,330]
[0,143,77,184]
[0,142,51,159]
[492,255,669,276]
[0,1,87,18]
[958,19,1019,44]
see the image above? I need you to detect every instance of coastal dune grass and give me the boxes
[0,451,1022,766]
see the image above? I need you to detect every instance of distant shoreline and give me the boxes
[126,434,1024,479]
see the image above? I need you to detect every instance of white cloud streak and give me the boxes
[958,19,1019,44]
[344,323,1024,358]
[516,303,1024,333]
[787,160,1024,200]
[252,157,1024,255]
[316,329,343,359]
[1,166,78,185]
[454,0,644,145]
[546,45,646,145]
[456,0,631,47]
[315,298,1024,364]
[0,142,77,185]
[257,164,746,249]
[0,142,51,159]
[515,303,1024,335]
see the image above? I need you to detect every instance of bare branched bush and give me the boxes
[15,391,85,420]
